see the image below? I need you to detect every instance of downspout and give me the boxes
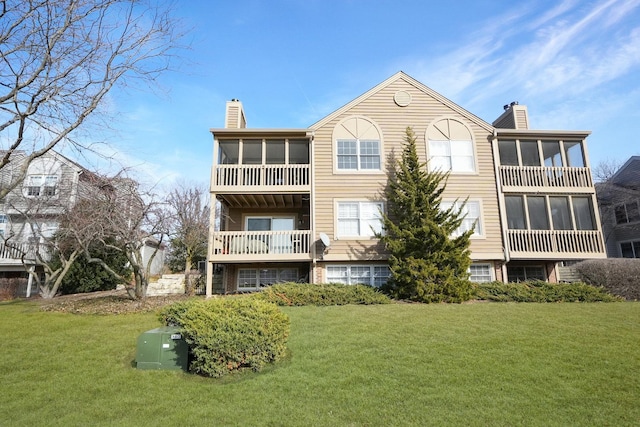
[491,130,510,282]
[308,131,316,284]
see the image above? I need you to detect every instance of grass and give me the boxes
[1,300,639,426]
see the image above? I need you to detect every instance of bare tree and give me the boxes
[2,191,86,298]
[593,158,623,183]
[0,0,185,198]
[76,174,169,299]
[166,182,209,295]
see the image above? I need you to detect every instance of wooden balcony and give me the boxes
[212,164,310,194]
[507,229,606,259]
[210,230,313,262]
[499,166,593,192]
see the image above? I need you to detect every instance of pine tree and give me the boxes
[380,127,474,303]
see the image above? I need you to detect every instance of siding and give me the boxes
[312,77,504,263]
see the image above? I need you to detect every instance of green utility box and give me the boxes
[136,326,188,371]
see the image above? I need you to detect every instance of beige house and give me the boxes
[206,72,605,295]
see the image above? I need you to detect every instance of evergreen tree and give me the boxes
[380,127,474,303]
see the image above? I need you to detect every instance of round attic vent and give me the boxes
[394,90,412,107]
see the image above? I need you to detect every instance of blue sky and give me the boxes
[86,0,640,188]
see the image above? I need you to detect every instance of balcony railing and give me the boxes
[499,166,593,189]
[210,230,312,261]
[213,164,310,191]
[0,243,49,263]
[507,229,605,258]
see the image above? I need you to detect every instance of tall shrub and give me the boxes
[379,127,474,303]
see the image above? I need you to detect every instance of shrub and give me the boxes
[574,259,640,300]
[382,257,476,303]
[158,297,290,378]
[0,278,27,301]
[475,280,623,303]
[253,282,392,306]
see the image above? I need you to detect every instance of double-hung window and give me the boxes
[25,175,58,197]
[337,201,383,238]
[427,118,475,173]
[441,200,482,237]
[469,264,493,282]
[336,139,381,171]
[326,265,390,287]
[429,140,475,172]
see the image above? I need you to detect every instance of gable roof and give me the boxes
[309,71,494,132]
[611,156,640,189]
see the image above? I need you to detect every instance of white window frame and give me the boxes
[326,264,390,287]
[336,139,381,171]
[336,201,384,239]
[428,140,475,173]
[237,268,299,291]
[440,200,483,238]
[24,174,58,198]
[469,263,493,283]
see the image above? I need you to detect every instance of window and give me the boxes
[429,140,475,172]
[504,195,596,231]
[333,116,382,172]
[326,265,390,287]
[498,139,585,168]
[549,196,572,230]
[498,140,518,166]
[507,266,545,282]
[237,268,299,290]
[427,118,475,173]
[505,196,526,229]
[441,200,482,236]
[24,175,58,197]
[337,201,383,238]
[336,139,380,170]
[469,264,493,283]
[620,240,640,258]
[573,197,596,230]
[615,201,640,225]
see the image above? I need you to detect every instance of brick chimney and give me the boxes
[225,99,247,129]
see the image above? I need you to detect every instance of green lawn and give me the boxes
[1,300,638,426]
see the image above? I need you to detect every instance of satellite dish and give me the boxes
[319,232,331,248]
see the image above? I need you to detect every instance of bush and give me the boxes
[574,259,640,300]
[0,278,27,301]
[475,280,623,303]
[158,297,290,378]
[383,258,475,303]
[253,282,392,306]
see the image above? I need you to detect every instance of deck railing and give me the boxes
[507,229,604,255]
[0,243,49,262]
[213,164,310,188]
[210,230,312,259]
[499,166,593,188]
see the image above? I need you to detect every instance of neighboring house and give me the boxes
[205,72,606,295]
[596,156,640,258]
[0,151,95,294]
[0,151,166,295]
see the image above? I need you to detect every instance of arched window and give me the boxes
[426,118,475,173]
[333,116,383,172]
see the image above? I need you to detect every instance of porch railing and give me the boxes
[499,166,593,188]
[0,243,49,262]
[211,230,312,258]
[507,229,604,255]
[213,164,310,188]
